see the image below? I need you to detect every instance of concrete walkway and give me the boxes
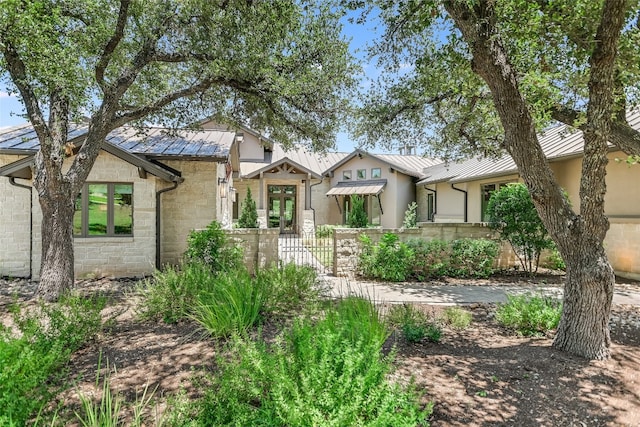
[323,276,640,306]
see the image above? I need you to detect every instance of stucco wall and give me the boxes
[161,160,221,266]
[0,154,31,277]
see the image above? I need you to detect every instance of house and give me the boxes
[414,110,640,279]
[0,123,236,279]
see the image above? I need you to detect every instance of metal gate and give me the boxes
[278,227,333,275]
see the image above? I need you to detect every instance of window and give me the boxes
[74,183,133,237]
[481,182,510,222]
[371,168,381,179]
[343,195,381,226]
[357,169,366,180]
[427,193,435,221]
[342,170,352,180]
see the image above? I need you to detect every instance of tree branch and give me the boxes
[95,0,131,92]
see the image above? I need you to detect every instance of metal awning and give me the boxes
[326,179,387,196]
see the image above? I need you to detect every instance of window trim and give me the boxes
[342,170,352,181]
[357,169,366,180]
[371,167,381,179]
[74,182,134,237]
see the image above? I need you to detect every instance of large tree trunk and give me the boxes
[36,184,76,301]
[554,246,614,359]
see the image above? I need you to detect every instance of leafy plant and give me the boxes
[184,221,243,273]
[315,224,335,238]
[237,188,258,228]
[191,270,267,338]
[544,246,566,271]
[449,238,499,278]
[442,306,473,330]
[486,183,555,273]
[347,194,368,228]
[257,262,320,316]
[496,293,562,336]
[136,262,216,323]
[386,303,440,343]
[359,233,415,282]
[0,294,105,426]
[402,201,418,228]
[406,238,450,279]
[196,297,430,426]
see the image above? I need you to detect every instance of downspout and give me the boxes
[9,177,33,278]
[451,183,468,223]
[424,186,437,221]
[155,181,179,269]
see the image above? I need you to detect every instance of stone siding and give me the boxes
[225,228,279,274]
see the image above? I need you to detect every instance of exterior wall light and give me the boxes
[218,177,228,198]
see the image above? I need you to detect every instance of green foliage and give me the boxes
[315,224,335,238]
[196,297,430,426]
[386,304,441,343]
[257,262,320,316]
[136,262,216,323]
[442,307,473,330]
[0,294,105,426]
[192,270,267,338]
[406,238,451,279]
[402,202,418,228]
[449,238,499,278]
[347,195,369,228]
[544,246,567,271]
[185,221,243,273]
[496,293,562,336]
[359,233,415,282]
[237,188,258,228]
[486,183,555,273]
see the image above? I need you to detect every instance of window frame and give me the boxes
[74,182,134,237]
[371,168,381,179]
[342,170,352,181]
[357,169,366,180]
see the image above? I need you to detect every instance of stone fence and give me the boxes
[224,228,279,274]
[332,223,517,277]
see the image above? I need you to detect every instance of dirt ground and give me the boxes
[2,274,640,426]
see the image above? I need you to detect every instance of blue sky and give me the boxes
[0,10,383,154]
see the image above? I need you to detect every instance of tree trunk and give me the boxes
[554,246,614,359]
[36,184,76,301]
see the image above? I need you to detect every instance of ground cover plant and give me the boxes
[496,293,563,336]
[0,294,105,426]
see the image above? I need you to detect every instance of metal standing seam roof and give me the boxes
[239,144,350,178]
[323,148,444,179]
[418,109,640,185]
[0,123,234,160]
[325,179,388,196]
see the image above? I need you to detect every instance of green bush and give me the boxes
[544,246,566,271]
[359,233,415,282]
[0,294,105,426]
[486,183,555,273]
[406,238,450,279]
[192,270,267,338]
[348,194,369,228]
[184,221,243,273]
[136,262,216,323]
[196,297,430,426]
[402,202,418,229]
[237,188,258,228]
[496,293,562,336]
[315,224,335,238]
[386,304,441,343]
[257,262,319,316]
[442,306,473,330]
[449,238,499,278]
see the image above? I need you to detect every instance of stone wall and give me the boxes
[333,223,516,277]
[224,228,279,274]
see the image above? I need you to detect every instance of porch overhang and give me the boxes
[325,179,387,196]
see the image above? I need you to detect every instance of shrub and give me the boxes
[544,246,566,271]
[386,304,441,343]
[406,238,450,279]
[184,221,243,273]
[402,201,418,229]
[136,262,216,323]
[196,297,430,426]
[496,293,562,336]
[237,188,258,228]
[359,233,415,282]
[486,183,555,273]
[257,262,320,316]
[449,238,499,278]
[0,294,105,426]
[192,270,267,338]
[347,194,368,228]
[315,224,335,238]
[442,306,473,330]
